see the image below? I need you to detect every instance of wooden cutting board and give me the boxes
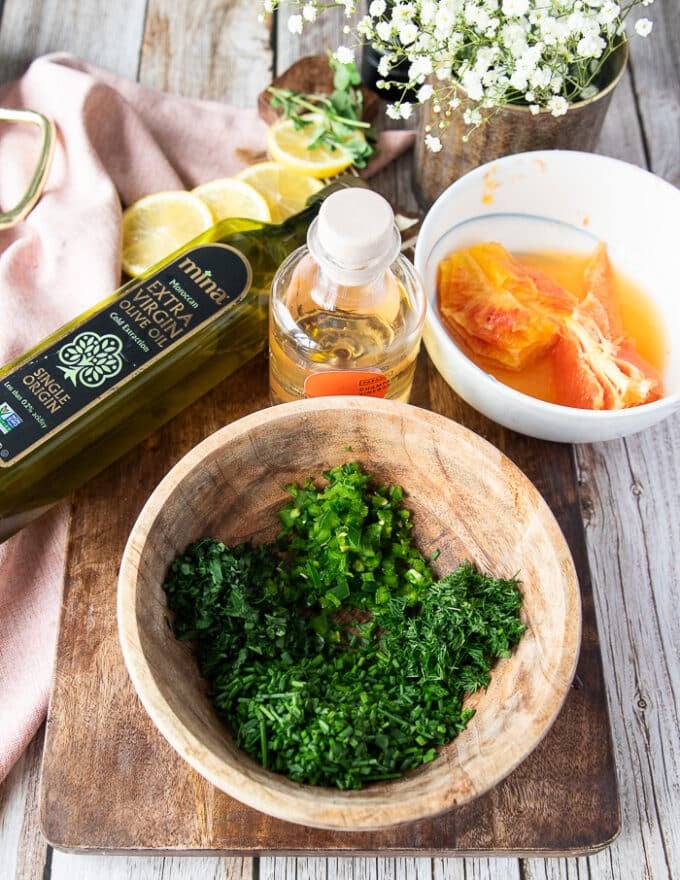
[39,351,620,855]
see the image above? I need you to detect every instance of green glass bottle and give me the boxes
[0,179,361,541]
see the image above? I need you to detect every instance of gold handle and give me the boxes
[0,108,56,230]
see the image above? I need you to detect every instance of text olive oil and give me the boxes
[0,183,350,541]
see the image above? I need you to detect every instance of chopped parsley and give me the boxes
[163,461,526,790]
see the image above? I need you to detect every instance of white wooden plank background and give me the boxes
[0,0,678,878]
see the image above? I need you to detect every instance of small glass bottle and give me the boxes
[269,188,426,404]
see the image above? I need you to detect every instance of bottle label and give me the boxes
[304,370,389,399]
[0,243,251,467]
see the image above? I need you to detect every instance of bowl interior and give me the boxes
[118,397,581,831]
[415,151,680,427]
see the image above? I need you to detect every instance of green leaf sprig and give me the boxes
[268,59,376,169]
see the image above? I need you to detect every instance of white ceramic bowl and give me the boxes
[414,150,680,443]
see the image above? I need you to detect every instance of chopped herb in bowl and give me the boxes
[163,461,526,790]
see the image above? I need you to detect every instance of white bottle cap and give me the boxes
[307,188,401,285]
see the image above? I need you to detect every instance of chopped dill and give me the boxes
[163,461,526,790]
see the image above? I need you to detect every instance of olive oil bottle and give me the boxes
[0,180,357,541]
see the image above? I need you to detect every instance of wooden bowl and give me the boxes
[117,397,581,831]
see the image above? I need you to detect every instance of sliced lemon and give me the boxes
[235,161,324,223]
[191,177,271,224]
[122,190,214,277]
[266,115,360,179]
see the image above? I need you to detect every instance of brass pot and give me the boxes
[413,42,628,209]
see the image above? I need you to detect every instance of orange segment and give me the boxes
[437,243,573,370]
[554,293,663,410]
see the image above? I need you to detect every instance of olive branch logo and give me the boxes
[57,332,124,388]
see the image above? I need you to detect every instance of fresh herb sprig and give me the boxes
[268,59,376,169]
[163,462,526,790]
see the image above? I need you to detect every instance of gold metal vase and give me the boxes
[413,43,628,209]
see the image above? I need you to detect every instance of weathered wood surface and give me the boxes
[0,0,679,879]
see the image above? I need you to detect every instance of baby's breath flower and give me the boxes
[377,55,391,77]
[635,16,653,35]
[267,0,654,144]
[400,22,419,44]
[463,107,483,125]
[376,20,393,40]
[335,45,355,64]
[425,134,443,152]
[502,0,529,16]
[577,32,606,55]
[287,14,303,34]
[548,95,569,116]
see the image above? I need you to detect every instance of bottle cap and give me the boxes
[307,188,401,285]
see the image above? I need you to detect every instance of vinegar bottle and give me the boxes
[268,188,426,403]
[0,180,357,542]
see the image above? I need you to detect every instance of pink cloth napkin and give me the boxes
[0,53,415,783]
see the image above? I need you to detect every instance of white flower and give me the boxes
[391,3,416,26]
[434,6,454,36]
[287,13,303,34]
[577,33,606,56]
[597,1,620,24]
[529,66,552,89]
[461,69,484,100]
[635,17,653,36]
[399,22,419,44]
[420,0,438,25]
[409,56,433,80]
[502,0,529,16]
[425,134,443,152]
[357,14,373,36]
[548,95,569,116]
[272,0,654,139]
[377,54,391,77]
[376,20,393,40]
[335,45,355,64]
[463,107,483,125]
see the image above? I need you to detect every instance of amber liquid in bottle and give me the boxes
[269,188,426,404]
[270,255,423,403]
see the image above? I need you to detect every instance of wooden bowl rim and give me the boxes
[118,397,581,830]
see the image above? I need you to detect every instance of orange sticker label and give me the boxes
[304,370,389,399]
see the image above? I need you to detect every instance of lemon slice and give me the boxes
[122,190,214,277]
[191,177,271,224]
[266,115,360,179]
[235,161,324,223]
